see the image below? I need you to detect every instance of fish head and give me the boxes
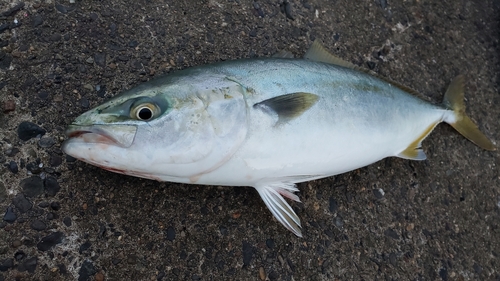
[63,75,248,181]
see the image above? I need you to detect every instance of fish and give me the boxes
[62,40,496,237]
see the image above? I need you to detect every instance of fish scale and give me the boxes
[63,40,495,237]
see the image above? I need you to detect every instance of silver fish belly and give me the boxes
[63,40,496,237]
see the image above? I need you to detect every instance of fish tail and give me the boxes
[442,75,496,151]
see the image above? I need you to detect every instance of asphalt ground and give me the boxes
[0,0,499,280]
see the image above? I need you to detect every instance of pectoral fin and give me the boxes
[254,182,302,237]
[253,92,319,123]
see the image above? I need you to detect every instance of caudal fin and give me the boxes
[443,75,496,151]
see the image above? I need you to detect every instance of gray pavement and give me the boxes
[0,0,499,280]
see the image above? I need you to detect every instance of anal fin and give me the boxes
[397,122,439,160]
[254,182,302,237]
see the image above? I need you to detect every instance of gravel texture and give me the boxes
[0,0,499,280]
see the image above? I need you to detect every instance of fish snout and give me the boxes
[64,124,138,148]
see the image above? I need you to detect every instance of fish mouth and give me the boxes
[64,124,138,148]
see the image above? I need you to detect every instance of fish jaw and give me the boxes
[62,124,139,170]
[64,124,138,148]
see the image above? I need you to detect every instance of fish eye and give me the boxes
[131,103,158,121]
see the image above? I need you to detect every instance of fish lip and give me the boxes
[64,124,137,148]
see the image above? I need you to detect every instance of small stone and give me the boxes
[58,263,67,274]
[389,252,397,266]
[249,29,257,37]
[26,162,42,174]
[334,216,344,229]
[2,100,15,113]
[406,223,415,231]
[11,50,21,58]
[0,258,14,272]
[30,220,46,231]
[53,94,63,102]
[63,216,72,227]
[439,267,448,281]
[79,241,91,254]
[0,182,5,204]
[473,263,482,274]
[5,147,19,157]
[259,267,266,280]
[44,176,60,197]
[268,270,279,280]
[37,231,64,251]
[329,197,338,213]
[0,52,13,70]
[33,14,43,27]
[166,226,175,241]
[283,1,294,20]
[3,207,16,223]
[373,188,385,199]
[1,2,25,17]
[50,154,62,167]
[86,57,94,64]
[12,193,32,213]
[11,240,22,247]
[127,255,137,264]
[55,3,68,14]
[366,61,376,70]
[384,228,400,240]
[78,98,90,109]
[17,121,46,141]
[50,33,62,42]
[219,225,228,236]
[266,239,274,249]
[50,202,61,211]
[7,161,18,173]
[94,53,106,67]
[46,212,58,220]
[66,155,77,163]
[21,176,44,198]
[19,257,37,273]
[38,137,56,148]
[95,272,104,281]
[242,241,253,267]
[14,251,26,261]
[38,202,50,208]
[38,90,49,99]
[89,13,98,21]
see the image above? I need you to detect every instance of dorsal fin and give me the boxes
[306,39,425,98]
[272,50,295,59]
[253,92,319,124]
[304,39,357,69]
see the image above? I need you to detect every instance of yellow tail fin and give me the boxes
[443,75,496,151]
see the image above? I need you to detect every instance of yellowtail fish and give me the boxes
[63,40,496,237]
